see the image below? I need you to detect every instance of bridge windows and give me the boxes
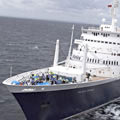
[91,31,120,38]
[93,32,110,37]
[92,32,100,36]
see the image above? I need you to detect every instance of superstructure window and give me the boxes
[106,61,108,65]
[102,33,110,37]
[92,32,100,36]
[117,35,120,37]
[87,57,100,64]
[73,55,81,61]
[102,60,119,66]
[98,60,100,63]
[87,57,119,66]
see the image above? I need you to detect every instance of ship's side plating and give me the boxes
[12,78,120,120]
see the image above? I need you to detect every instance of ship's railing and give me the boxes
[3,68,49,85]
[3,60,67,86]
[88,27,100,30]
[82,26,100,31]
[9,67,77,86]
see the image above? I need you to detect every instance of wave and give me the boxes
[31,45,39,50]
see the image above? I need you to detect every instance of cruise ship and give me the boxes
[3,0,120,120]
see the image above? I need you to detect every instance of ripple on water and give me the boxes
[0,100,5,103]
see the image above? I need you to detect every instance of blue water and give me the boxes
[0,17,120,120]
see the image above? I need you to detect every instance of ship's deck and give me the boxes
[90,76,109,81]
[3,67,112,87]
[10,73,110,86]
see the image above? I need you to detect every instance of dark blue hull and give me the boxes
[13,79,120,120]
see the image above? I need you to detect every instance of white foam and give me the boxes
[32,45,39,50]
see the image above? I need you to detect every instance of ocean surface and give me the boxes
[0,17,120,120]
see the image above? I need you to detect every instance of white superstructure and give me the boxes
[66,0,120,78]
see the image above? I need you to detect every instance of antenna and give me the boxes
[108,0,119,31]
[111,0,119,18]
[82,44,88,76]
[10,66,13,77]
[53,39,59,66]
[67,24,74,60]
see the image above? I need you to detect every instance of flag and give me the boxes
[108,5,112,8]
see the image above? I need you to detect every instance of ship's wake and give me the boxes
[93,104,120,120]
[70,100,120,120]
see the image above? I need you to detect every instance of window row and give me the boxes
[103,60,119,66]
[111,53,120,56]
[84,39,120,45]
[92,32,120,37]
[91,51,120,57]
[72,55,119,66]
[87,58,119,66]
[87,58,100,64]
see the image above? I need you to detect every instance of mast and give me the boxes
[82,44,88,81]
[10,66,13,77]
[109,0,119,31]
[67,25,74,60]
[53,39,59,66]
